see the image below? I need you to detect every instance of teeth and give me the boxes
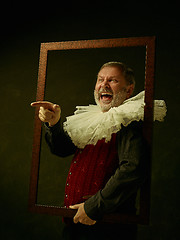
[101,93,113,96]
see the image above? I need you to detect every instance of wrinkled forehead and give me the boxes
[97,66,123,78]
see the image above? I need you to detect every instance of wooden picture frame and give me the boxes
[29,37,156,224]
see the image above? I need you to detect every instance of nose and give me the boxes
[101,78,110,88]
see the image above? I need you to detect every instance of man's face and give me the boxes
[94,66,132,112]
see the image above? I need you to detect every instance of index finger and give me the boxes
[30,101,54,110]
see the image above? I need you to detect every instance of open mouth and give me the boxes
[100,93,113,103]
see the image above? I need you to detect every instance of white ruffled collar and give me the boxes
[63,91,167,149]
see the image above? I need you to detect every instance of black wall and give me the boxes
[0,2,179,239]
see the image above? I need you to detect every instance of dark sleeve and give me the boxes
[84,121,147,221]
[44,120,77,157]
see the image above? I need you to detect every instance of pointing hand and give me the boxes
[31,101,61,126]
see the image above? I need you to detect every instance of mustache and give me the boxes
[98,88,113,94]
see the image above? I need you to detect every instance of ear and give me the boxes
[126,84,134,99]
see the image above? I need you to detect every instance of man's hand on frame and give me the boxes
[69,203,96,226]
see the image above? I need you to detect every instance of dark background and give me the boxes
[0,1,179,239]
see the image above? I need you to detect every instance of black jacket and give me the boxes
[44,120,147,221]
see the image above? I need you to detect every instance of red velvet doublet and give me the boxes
[64,133,119,208]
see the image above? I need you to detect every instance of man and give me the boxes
[31,62,166,239]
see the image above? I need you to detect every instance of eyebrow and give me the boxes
[98,75,118,79]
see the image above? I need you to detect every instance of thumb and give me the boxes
[53,104,61,113]
[69,204,81,209]
[52,104,59,110]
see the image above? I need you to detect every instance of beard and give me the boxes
[94,88,127,112]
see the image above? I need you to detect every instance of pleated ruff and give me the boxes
[63,91,167,149]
